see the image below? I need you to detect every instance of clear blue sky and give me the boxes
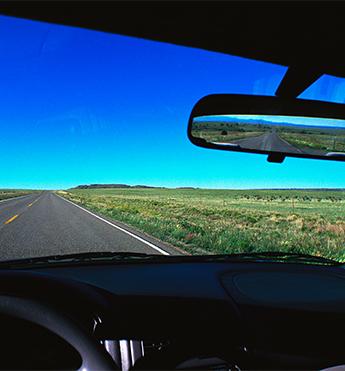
[1,15,345,190]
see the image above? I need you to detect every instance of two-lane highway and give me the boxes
[231,126,303,153]
[0,193,43,227]
[0,191,181,260]
[230,126,326,155]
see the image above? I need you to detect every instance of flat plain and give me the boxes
[60,188,345,262]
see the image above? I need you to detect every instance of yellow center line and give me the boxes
[6,215,18,224]
[4,196,38,225]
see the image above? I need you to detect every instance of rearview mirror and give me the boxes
[188,95,345,163]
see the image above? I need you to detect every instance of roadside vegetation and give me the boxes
[276,126,345,153]
[57,188,345,262]
[0,189,41,201]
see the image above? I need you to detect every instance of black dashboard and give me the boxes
[1,261,344,370]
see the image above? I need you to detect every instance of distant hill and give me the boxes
[70,185,345,191]
[71,184,160,190]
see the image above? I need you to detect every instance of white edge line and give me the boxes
[54,193,170,256]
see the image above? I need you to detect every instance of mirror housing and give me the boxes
[188,94,345,163]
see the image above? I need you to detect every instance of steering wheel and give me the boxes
[0,295,118,371]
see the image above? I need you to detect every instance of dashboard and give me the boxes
[1,261,344,370]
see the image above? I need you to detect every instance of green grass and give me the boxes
[56,188,345,262]
[0,189,42,201]
[276,126,345,152]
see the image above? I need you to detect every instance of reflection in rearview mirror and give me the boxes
[192,114,345,159]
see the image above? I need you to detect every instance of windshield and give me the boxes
[1,15,345,262]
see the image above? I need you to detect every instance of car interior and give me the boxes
[0,3,345,371]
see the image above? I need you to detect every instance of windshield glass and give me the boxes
[1,15,345,262]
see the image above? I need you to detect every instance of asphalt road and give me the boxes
[0,191,181,260]
[231,126,304,153]
[228,126,328,156]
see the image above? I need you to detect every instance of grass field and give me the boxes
[276,125,345,152]
[0,189,41,201]
[58,188,345,262]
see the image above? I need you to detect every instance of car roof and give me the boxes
[0,2,344,99]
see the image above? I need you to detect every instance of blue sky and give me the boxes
[1,15,345,190]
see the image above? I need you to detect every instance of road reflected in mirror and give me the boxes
[192,115,345,158]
